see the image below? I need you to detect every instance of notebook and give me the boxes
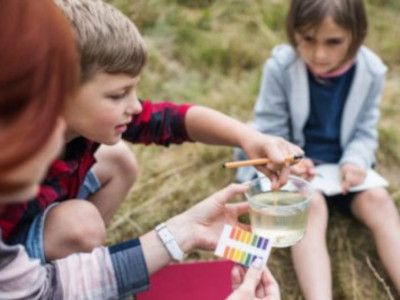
[311,164,389,196]
[137,260,235,300]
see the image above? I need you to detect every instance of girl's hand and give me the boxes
[166,184,250,252]
[228,260,281,300]
[241,132,303,188]
[340,163,366,194]
[290,158,316,181]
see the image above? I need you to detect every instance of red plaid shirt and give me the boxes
[0,100,192,241]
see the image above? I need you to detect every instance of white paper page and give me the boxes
[311,164,389,196]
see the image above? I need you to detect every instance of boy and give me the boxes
[0,0,302,263]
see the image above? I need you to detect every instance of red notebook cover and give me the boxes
[137,260,234,300]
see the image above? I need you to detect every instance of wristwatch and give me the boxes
[155,222,185,262]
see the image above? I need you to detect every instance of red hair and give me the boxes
[0,0,78,182]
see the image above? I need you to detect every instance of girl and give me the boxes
[236,0,400,298]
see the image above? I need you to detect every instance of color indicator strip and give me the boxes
[229,227,268,250]
[222,247,262,266]
[214,225,273,267]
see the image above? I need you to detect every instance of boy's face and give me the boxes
[295,16,352,76]
[64,72,142,144]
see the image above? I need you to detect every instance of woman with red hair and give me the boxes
[0,0,78,201]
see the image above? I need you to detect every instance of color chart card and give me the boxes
[214,225,272,267]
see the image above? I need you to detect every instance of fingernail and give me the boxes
[251,258,263,270]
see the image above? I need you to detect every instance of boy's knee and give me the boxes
[67,205,106,250]
[113,143,139,182]
[45,201,106,257]
[96,142,139,184]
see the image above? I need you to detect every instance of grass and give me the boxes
[106,0,400,298]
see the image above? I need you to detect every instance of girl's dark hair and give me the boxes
[0,0,79,187]
[286,0,368,59]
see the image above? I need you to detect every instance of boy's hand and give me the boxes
[340,163,366,194]
[290,158,316,181]
[240,132,303,187]
[228,260,281,300]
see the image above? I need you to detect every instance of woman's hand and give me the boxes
[228,260,281,300]
[340,163,366,194]
[141,184,250,274]
[166,184,250,252]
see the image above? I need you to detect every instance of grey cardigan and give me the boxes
[236,44,387,182]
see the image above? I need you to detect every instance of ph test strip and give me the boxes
[214,225,272,267]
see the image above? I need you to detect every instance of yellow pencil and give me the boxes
[223,154,304,169]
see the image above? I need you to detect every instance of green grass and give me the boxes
[106,0,400,298]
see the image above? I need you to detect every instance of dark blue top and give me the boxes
[304,65,356,163]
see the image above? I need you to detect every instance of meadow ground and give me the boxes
[107,0,400,298]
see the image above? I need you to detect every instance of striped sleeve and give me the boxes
[56,239,149,299]
[109,239,149,296]
[0,239,59,299]
[0,233,149,299]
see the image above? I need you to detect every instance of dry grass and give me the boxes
[106,0,400,298]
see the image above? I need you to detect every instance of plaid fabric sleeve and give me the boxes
[123,99,194,146]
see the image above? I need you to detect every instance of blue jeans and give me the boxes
[13,169,101,264]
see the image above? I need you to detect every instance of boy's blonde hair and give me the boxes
[54,0,147,82]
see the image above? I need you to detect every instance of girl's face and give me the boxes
[0,118,66,208]
[295,17,352,76]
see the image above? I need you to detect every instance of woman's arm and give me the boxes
[0,184,250,299]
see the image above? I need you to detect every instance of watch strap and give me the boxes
[155,222,184,262]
